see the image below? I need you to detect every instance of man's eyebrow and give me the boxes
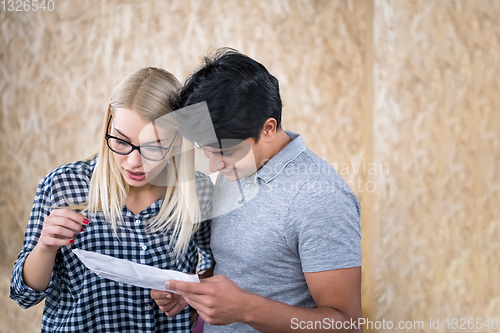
[202,145,238,152]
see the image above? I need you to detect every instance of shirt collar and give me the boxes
[257,131,306,183]
[123,197,165,219]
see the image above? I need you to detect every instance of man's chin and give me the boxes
[219,169,257,181]
[219,173,238,181]
[219,170,240,181]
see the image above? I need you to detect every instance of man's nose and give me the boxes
[208,154,225,173]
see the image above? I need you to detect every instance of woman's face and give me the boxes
[108,108,178,188]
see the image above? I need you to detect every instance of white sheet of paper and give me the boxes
[73,249,199,293]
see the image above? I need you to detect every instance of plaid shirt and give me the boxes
[10,156,213,332]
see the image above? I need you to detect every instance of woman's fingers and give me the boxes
[159,299,179,313]
[155,296,177,307]
[151,290,176,301]
[43,224,76,239]
[152,291,180,308]
[39,209,89,251]
[44,215,83,234]
[164,297,188,317]
[150,290,187,317]
[39,234,73,247]
[49,209,88,226]
[49,209,89,229]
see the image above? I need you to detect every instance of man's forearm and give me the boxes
[242,293,362,333]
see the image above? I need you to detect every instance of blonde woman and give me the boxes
[10,67,213,332]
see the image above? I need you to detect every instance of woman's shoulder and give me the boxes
[194,171,214,192]
[194,172,214,210]
[40,155,98,188]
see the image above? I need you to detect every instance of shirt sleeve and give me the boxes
[284,176,362,273]
[10,175,61,308]
[193,173,214,273]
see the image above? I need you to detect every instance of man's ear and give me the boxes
[174,135,182,146]
[261,118,278,142]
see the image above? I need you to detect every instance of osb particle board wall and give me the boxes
[372,0,500,328]
[0,0,498,332]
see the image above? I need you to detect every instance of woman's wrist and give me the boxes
[22,243,58,291]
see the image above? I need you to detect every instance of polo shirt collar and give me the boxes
[257,131,306,183]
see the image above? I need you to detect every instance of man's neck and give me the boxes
[260,129,292,169]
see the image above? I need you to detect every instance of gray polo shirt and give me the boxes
[204,131,361,333]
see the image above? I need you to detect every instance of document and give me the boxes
[73,249,199,293]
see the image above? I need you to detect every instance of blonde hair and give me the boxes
[74,67,201,259]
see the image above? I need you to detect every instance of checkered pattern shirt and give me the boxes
[10,156,213,332]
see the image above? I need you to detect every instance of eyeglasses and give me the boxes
[105,115,178,161]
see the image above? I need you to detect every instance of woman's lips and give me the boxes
[126,170,145,181]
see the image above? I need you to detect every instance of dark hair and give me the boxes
[170,48,282,144]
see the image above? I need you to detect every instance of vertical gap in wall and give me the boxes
[360,0,376,331]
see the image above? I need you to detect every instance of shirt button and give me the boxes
[141,244,147,251]
[135,220,141,225]
[244,183,251,187]
[238,199,243,204]
[146,305,152,310]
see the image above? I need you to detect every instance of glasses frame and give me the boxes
[105,115,178,162]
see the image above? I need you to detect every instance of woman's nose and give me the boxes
[127,149,143,167]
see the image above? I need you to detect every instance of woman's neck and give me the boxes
[126,184,167,215]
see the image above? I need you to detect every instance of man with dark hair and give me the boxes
[152,48,362,332]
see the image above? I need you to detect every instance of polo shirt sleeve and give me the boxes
[285,176,362,273]
[10,175,61,308]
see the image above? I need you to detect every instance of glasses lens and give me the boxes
[141,146,167,161]
[108,138,133,154]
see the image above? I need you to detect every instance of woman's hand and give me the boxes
[23,208,88,291]
[38,208,89,253]
[151,289,188,317]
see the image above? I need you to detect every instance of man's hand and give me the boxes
[150,289,188,317]
[165,268,362,332]
[166,274,249,326]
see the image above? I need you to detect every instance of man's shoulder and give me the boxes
[285,147,341,184]
[285,148,359,211]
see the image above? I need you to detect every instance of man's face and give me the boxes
[200,138,265,181]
